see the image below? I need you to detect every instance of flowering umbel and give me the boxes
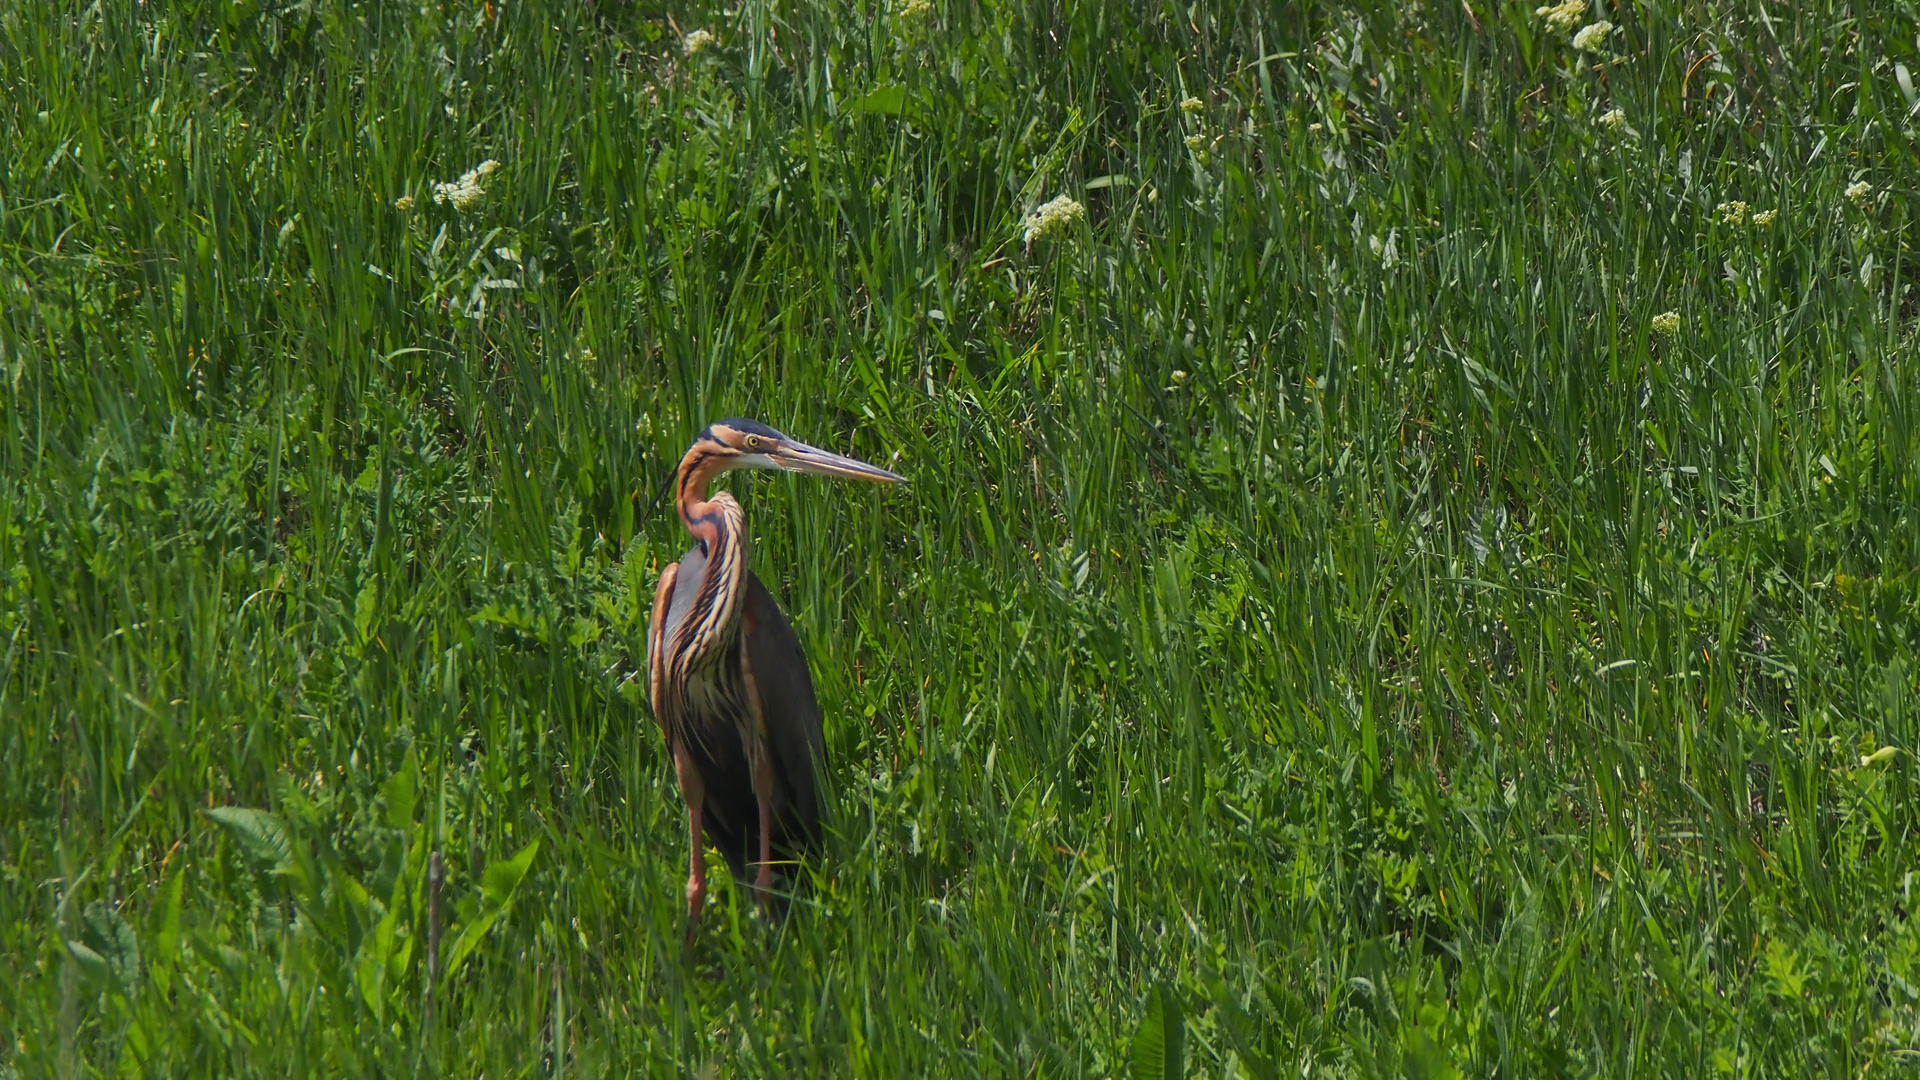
[683,29,715,55]
[1651,311,1681,336]
[1534,0,1586,32]
[432,160,499,211]
[1023,195,1086,245]
[1571,21,1612,51]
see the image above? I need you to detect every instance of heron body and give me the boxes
[646,419,902,945]
[654,541,822,882]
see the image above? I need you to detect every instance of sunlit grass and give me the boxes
[2,0,1918,1075]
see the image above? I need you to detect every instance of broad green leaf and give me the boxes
[152,868,185,996]
[354,581,378,641]
[1130,982,1183,1080]
[203,806,294,871]
[66,938,112,988]
[155,868,184,961]
[1204,974,1278,1080]
[441,839,541,981]
[439,907,503,983]
[66,900,140,993]
[388,927,414,986]
[480,838,540,906]
[383,749,418,830]
[356,901,403,1019]
[340,873,371,913]
[850,85,906,116]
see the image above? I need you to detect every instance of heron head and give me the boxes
[694,419,906,484]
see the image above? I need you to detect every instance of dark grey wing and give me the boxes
[742,572,825,850]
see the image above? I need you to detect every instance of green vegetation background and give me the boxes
[3,0,1919,1074]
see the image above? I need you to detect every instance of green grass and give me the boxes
[3,0,1919,1074]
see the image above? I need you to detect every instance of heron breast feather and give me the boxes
[662,545,711,647]
[660,544,749,727]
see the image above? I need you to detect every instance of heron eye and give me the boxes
[745,435,761,449]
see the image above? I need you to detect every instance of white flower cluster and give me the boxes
[1651,311,1681,336]
[1534,0,1586,32]
[897,0,933,18]
[1180,96,1205,114]
[1571,20,1612,51]
[432,159,499,211]
[1846,180,1872,204]
[1714,201,1781,228]
[1023,195,1086,245]
[683,29,715,55]
[1597,108,1633,137]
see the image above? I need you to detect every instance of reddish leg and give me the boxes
[674,746,707,949]
[742,737,776,909]
[754,778,775,902]
[738,621,777,909]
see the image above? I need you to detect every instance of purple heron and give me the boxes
[647,419,903,946]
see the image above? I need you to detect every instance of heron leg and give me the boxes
[738,721,777,907]
[747,741,776,906]
[737,619,778,908]
[673,745,707,949]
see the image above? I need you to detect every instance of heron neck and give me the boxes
[670,480,749,672]
[674,445,736,546]
[679,495,728,553]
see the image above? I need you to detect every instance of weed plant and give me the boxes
[2,0,1919,1075]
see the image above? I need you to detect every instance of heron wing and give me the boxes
[742,573,825,848]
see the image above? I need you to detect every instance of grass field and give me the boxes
[3,0,1919,1074]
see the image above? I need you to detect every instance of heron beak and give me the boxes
[771,440,906,483]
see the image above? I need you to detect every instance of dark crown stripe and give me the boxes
[713,417,784,440]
